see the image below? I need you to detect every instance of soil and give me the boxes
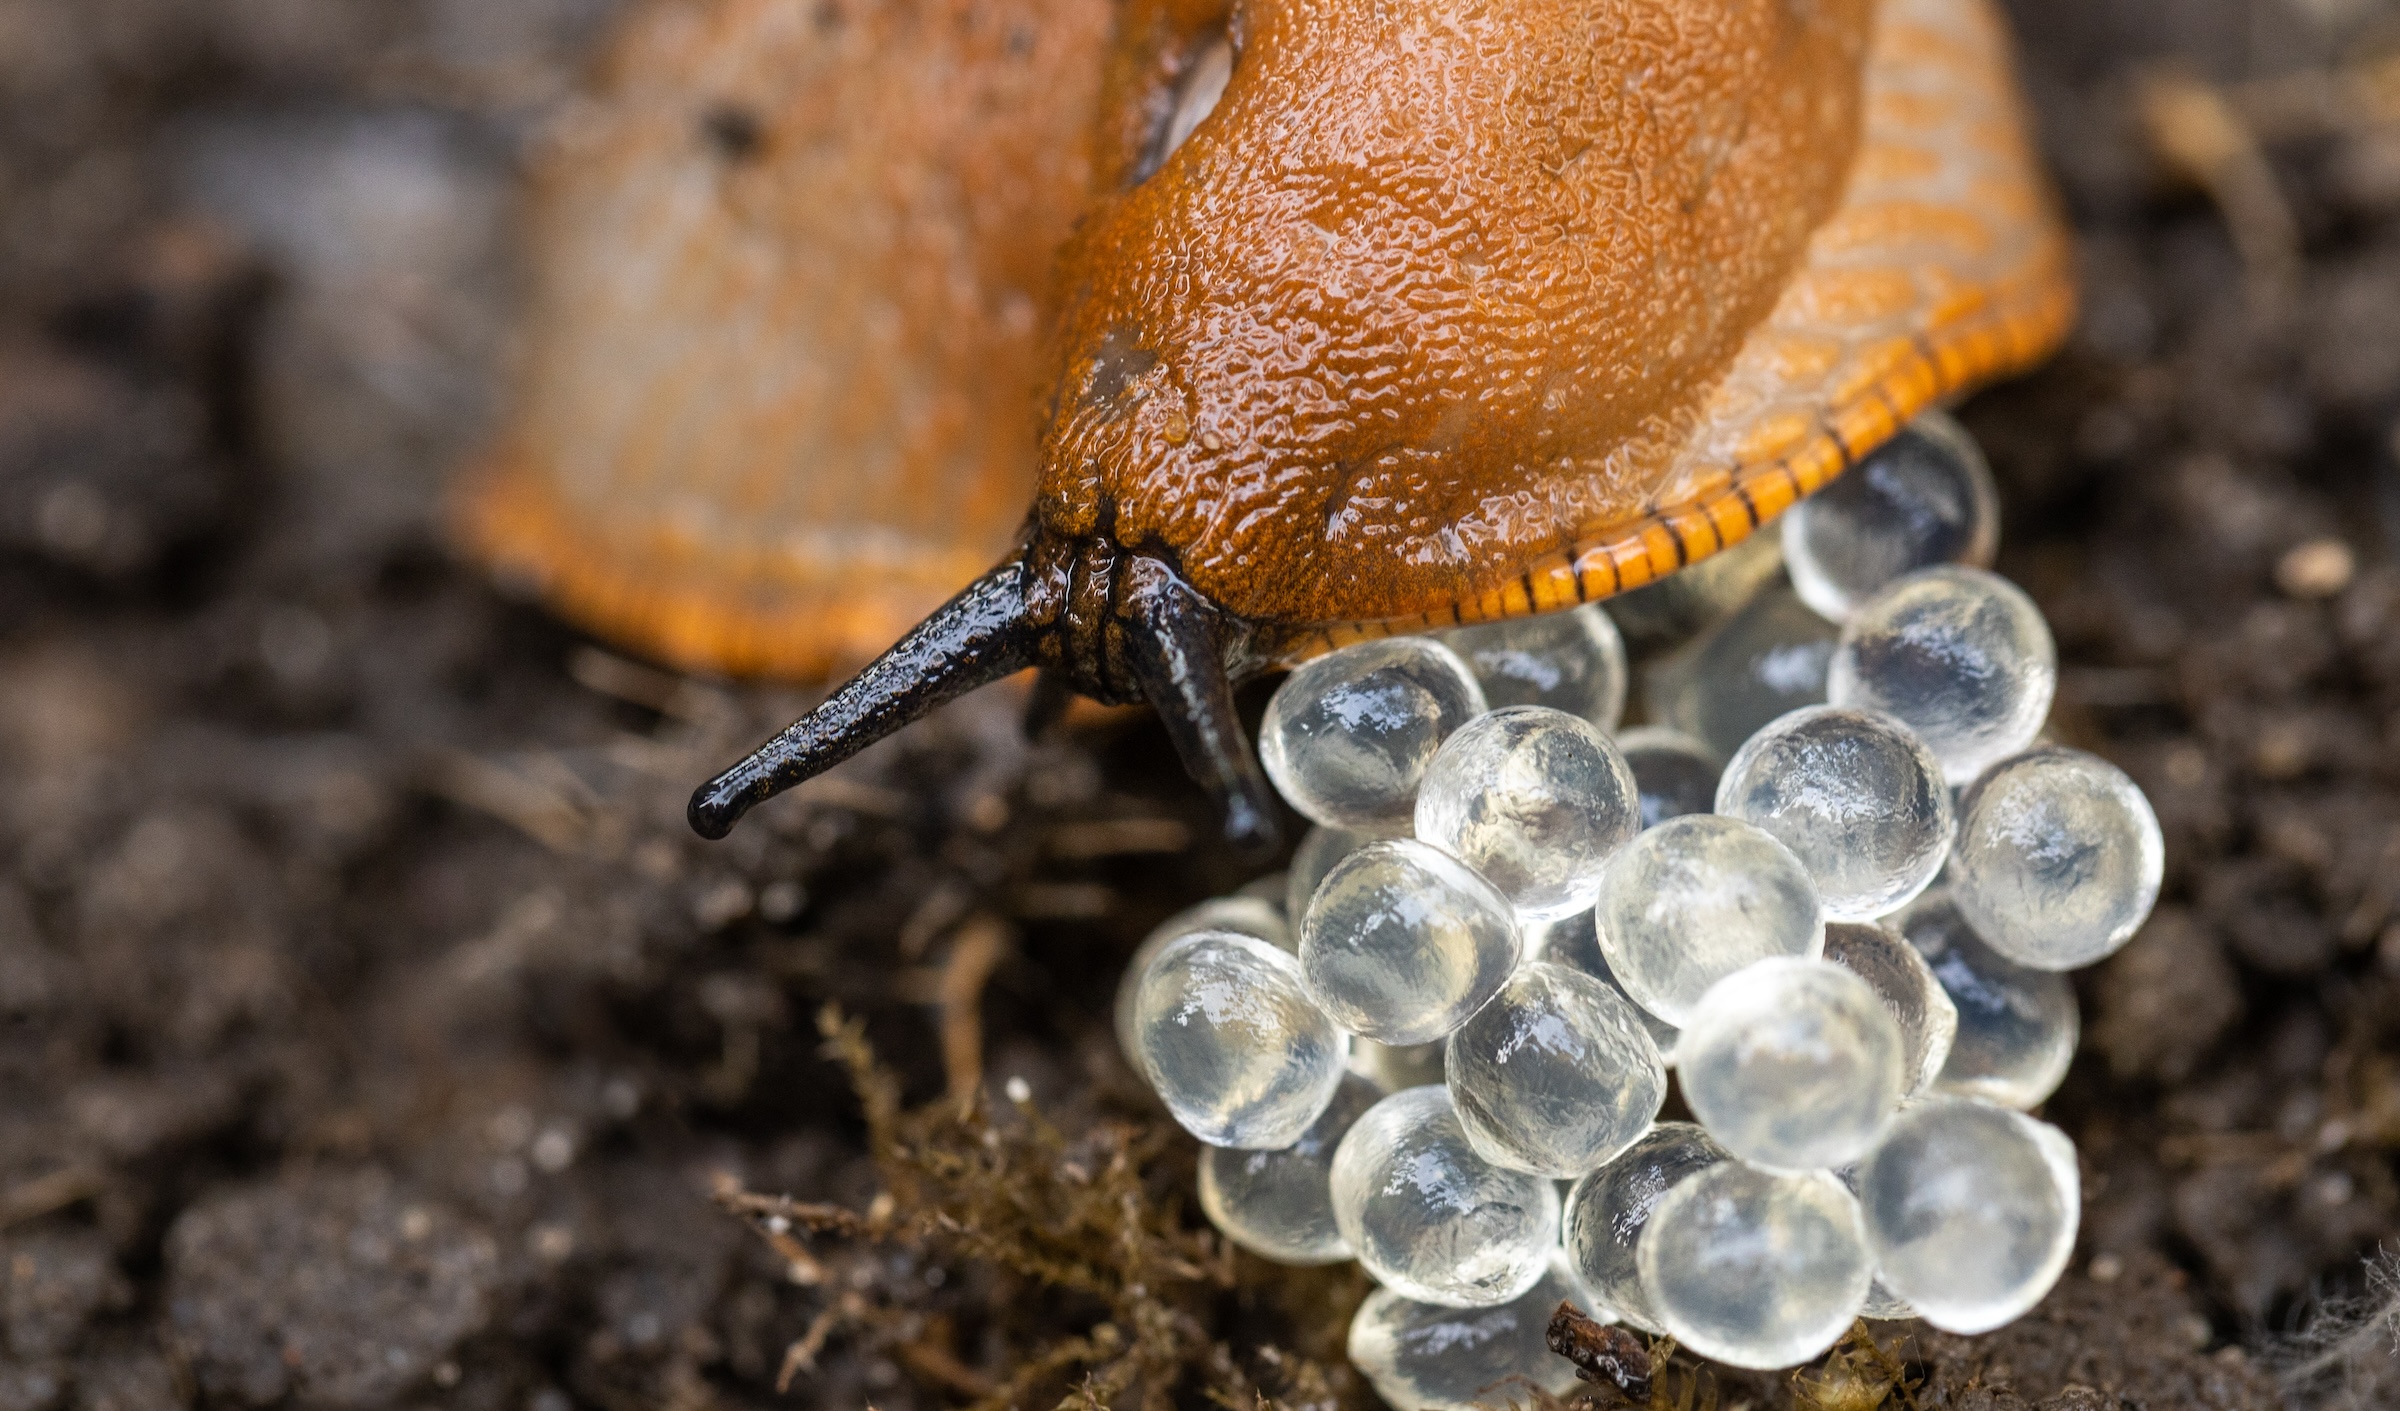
[1,1,2397,1410]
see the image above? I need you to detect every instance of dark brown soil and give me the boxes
[1,2,2395,1409]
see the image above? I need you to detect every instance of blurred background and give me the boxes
[3,1,2400,1408]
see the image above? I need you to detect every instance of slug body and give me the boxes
[501,0,2074,848]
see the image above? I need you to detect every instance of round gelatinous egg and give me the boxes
[1593,815,1823,1027]
[1676,958,1906,1171]
[1134,931,1347,1148]
[1715,705,1953,922]
[1198,1072,1380,1264]
[1614,726,1722,830]
[1351,1036,1448,1091]
[1439,602,1630,731]
[1856,1099,2079,1334]
[1115,895,1291,1087]
[1783,410,1999,622]
[1260,639,1487,830]
[1330,1085,1562,1307]
[1637,1163,1871,1369]
[1348,1254,1593,1411]
[1950,747,2164,970]
[1301,839,1521,1045]
[1531,912,1680,1053]
[1643,586,1838,761]
[1563,1122,1729,1332]
[1414,706,1640,921]
[1893,889,2078,1109]
[1861,1281,1919,1321]
[1821,921,1959,1096]
[1287,823,1401,924]
[1828,566,2056,785]
[1446,962,1666,1177]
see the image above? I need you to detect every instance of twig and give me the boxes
[939,916,1010,1111]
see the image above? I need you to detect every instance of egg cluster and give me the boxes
[1115,414,2161,1406]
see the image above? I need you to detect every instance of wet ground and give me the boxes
[1,1,2398,1408]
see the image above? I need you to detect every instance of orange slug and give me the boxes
[461,0,2073,849]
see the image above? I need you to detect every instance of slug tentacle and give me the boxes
[1114,556,1278,855]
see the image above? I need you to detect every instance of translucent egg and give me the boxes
[1134,931,1347,1149]
[1614,726,1722,830]
[1893,890,2078,1108]
[1348,1255,1593,1411]
[1592,815,1823,1027]
[1330,1085,1562,1306]
[1821,921,1959,1096]
[1643,585,1838,761]
[1856,1099,2079,1334]
[1351,1036,1448,1092]
[1676,958,1905,1171]
[1287,823,1400,924]
[1715,705,1953,922]
[1861,1281,1919,1321]
[1439,603,1629,731]
[1950,747,2164,970]
[1198,1072,1380,1265]
[1300,839,1522,1045]
[1638,1163,1871,1369]
[1115,896,1291,1088]
[1562,1122,1730,1332]
[1530,912,1680,1053]
[1414,707,1641,921]
[1783,410,1999,621]
[1446,962,1666,1178]
[1607,529,1788,647]
[1828,566,2056,785]
[1260,639,1487,830]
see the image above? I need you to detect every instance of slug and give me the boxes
[463,0,2073,850]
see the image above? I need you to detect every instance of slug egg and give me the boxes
[1444,961,1666,1178]
[1413,705,1641,922]
[1300,838,1521,1045]
[1563,1122,1730,1332]
[1114,895,1290,1088]
[1636,1163,1872,1370]
[1286,822,1402,925]
[1675,958,1906,1172]
[1198,1072,1381,1265]
[1330,1085,1562,1307]
[1347,1255,1594,1411]
[1821,920,1959,1096]
[1829,565,2056,785]
[1260,638,1487,830]
[1530,911,1682,1053]
[1715,705,1952,922]
[1783,410,2000,621]
[1644,586,1838,761]
[1950,746,2164,970]
[1614,725,1722,830]
[1134,931,1347,1149]
[1592,814,1824,1028]
[1856,1099,2079,1334]
[1438,602,1629,730]
[1893,888,2079,1109]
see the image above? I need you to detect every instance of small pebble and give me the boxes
[1199,1073,1381,1264]
[1822,921,1959,1095]
[1301,838,1521,1045]
[1115,895,1290,1087]
[1783,410,1999,621]
[1829,566,2056,784]
[1287,823,1399,924]
[1563,1123,1730,1332]
[1593,814,1824,1027]
[1348,1255,1593,1411]
[1716,705,1952,921]
[1446,962,1666,1177]
[1261,639,1487,830]
[1676,958,1905,1171]
[1135,932,1347,1148]
[1643,585,1837,760]
[1414,706,1640,921]
[1637,1163,1871,1369]
[1856,1099,2079,1334]
[1893,889,2079,1109]
[1439,602,1629,730]
[1614,726,1722,829]
[1950,746,2163,970]
[1530,912,1681,1052]
[1330,1085,1561,1306]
